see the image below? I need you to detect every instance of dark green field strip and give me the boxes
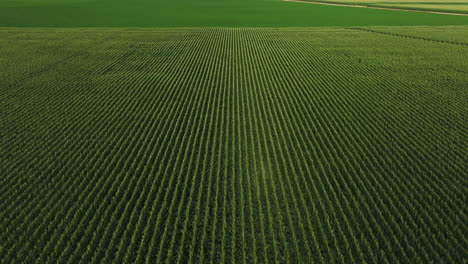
[2,0,468,27]
[1,27,467,263]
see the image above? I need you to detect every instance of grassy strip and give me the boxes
[298,0,468,14]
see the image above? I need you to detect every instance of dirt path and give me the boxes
[282,0,468,16]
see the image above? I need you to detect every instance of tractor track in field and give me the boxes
[282,0,468,16]
[349,27,468,46]
[5,51,85,88]
[4,35,117,88]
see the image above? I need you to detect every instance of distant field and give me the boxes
[1,26,466,263]
[302,0,468,14]
[1,0,468,27]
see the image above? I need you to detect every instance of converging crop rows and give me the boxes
[1,27,467,263]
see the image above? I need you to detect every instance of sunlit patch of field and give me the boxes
[305,0,468,14]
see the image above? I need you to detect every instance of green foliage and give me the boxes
[1,26,467,263]
[1,0,468,27]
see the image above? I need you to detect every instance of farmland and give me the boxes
[1,0,468,262]
[1,25,467,263]
[299,0,468,14]
[1,0,468,27]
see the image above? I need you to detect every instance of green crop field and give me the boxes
[1,0,468,27]
[1,0,467,263]
[301,0,468,14]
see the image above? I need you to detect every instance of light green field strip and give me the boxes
[1,27,467,263]
[314,0,468,3]
[296,0,468,14]
[385,4,468,13]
